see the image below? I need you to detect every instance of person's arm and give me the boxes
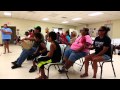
[21,37,35,41]
[39,43,47,54]
[47,43,55,57]
[1,29,12,35]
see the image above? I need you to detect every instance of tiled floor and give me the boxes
[0,45,120,79]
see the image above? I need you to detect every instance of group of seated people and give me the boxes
[11,25,111,79]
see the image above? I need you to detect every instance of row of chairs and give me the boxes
[36,42,116,79]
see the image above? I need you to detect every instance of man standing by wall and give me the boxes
[1,24,12,54]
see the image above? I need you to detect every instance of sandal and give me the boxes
[35,75,48,79]
[80,73,88,78]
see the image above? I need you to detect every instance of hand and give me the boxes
[1,30,6,33]
[33,52,37,55]
[39,51,42,54]
[88,45,94,50]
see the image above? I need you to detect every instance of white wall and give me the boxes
[0,17,76,44]
[76,19,120,39]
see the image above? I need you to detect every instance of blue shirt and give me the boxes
[66,35,70,43]
[1,28,12,39]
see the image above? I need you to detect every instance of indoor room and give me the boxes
[0,11,120,79]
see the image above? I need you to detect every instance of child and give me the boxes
[35,32,62,79]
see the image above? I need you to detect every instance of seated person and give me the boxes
[60,30,70,45]
[35,32,61,79]
[80,26,111,78]
[59,28,93,73]
[11,26,44,69]
[65,31,77,51]
[28,35,48,73]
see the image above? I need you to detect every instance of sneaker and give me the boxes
[11,64,21,69]
[29,65,37,73]
[58,68,68,74]
[11,61,17,65]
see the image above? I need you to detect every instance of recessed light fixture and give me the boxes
[4,11,11,16]
[62,21,69,23]
[72,18,82,21]
[88,12,103,16]
[42,18,49,21]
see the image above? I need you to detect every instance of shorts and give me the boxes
[102,54,111,60]
[37,56,52,69]
[2,39,10,42]
[64,48,87,62]
[93,53,111,61]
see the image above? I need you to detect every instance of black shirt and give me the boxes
[93,35,111,57]
[51,41,62,62]
[33,33,45,48]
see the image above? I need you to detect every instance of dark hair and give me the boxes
[34,26,41,32]
[83,28,89,35]
[34,33,42,40]
[25,31,29,36]
[29,29,33,32]
[66,30,70,37]
[101,26,110,35]
[4,24,7,26]
[49,31,57,41]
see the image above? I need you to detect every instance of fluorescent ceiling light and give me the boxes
[42,18,49,21]
[72,18,82,21]
[4,11,11,16]
[88,12,103,16]
[62,21,69,23]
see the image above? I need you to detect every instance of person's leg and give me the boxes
[92,56,105,78]
[29,53,41,73]
[63,49,73,63]
[3,40,6,54]
[6,40,11,53]
[81,54,95,77]
[65,52,87,70]
[40,65,46,78]
[11,48,36,69]
[36,57,51,79]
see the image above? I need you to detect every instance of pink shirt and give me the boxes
[70,35,93,53]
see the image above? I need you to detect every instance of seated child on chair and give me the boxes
[35,31,62,79]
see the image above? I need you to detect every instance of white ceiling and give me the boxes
[0,11,120,26]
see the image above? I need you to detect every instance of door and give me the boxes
[1,26,16,44]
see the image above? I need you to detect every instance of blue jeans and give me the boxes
[64,48,87,62]
[16,47,37,65]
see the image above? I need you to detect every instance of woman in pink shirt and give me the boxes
[59,28,93,73]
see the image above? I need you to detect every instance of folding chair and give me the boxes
[46,44,69,79]
[99,44,116,79]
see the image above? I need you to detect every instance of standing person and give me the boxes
[80,26,111,78]
[1,24,12,54]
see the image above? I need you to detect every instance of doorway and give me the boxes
[1,26,16,44]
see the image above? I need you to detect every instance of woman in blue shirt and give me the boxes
[1,24,12,54]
